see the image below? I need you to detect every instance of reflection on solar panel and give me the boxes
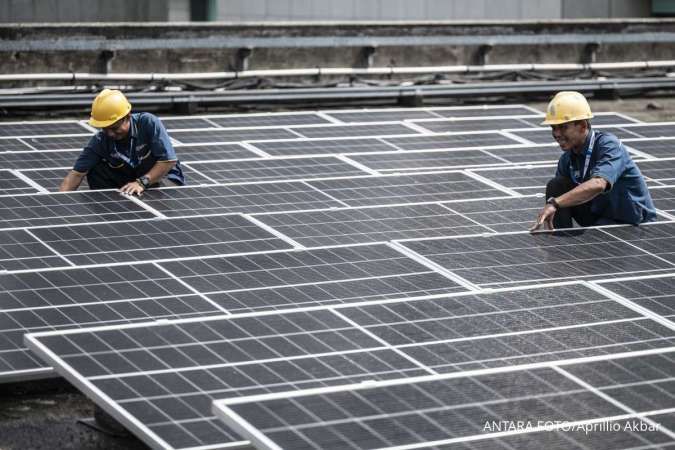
[1,104,673,450]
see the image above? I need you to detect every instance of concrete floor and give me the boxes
[0,95,672,450]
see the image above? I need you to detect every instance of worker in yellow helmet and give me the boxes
[530,91,655,231]
[59,89,184,194]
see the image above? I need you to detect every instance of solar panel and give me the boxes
[623,124,675,138]
[0,150,82,169]
[0,229,69,271]
[251,203,490,247]
[385,132,520,150]
[401,225,675,288]
[636,159,675,186]
[442,195,544,232]
[0,121,90,137]
[325,110,438,123]
[185,157,368,183]
[305,171,506,207]
[485,144,563,164]
[429,106,541,117]
[138,183,343,217]
[160,117,216,130]
[159,243,468,313]
[28,282,675,450]
[22,134,93,151]
[174,143,263,161]
[348,149,508,172]
[0,138,34,152]
[0,170,40,195]
[26,214,294,266]
[208,113,330,128]
[597,274,675,319]
[508,126,644,145]
[0,263,228,381]
[0,191,155,230]
[4,105,675,450]
[215,360,675,450]
[652,187,675,215]
[170,128,297,144]
[411,117,537,134]
[625,139,675,158]
[517,112,640,127]
[291,124,419,139]
[250,137,397,156]
[468,165,554,195]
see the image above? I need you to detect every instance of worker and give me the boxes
[530,91,656,231]
[59,89,184,195]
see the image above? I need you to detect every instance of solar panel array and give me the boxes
[0,104,673,449]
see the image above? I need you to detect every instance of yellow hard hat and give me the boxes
[541,91,593,126]
[88,89,132,128]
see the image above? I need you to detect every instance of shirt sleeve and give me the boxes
[589,135,626,192]
[72,134,104,173]
[146,114,177,162]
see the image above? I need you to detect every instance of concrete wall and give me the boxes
[0,0,653,23]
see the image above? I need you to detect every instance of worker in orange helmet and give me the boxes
[530,91,655,231]
[59,89,184,195]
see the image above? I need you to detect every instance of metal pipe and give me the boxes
[1,60,674,83]
[2,76,675,110]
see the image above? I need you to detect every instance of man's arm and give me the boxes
[59,170,87,192]
[119,160,176,195]
[529,177,608,231]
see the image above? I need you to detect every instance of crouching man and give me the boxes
[59,89,184,194]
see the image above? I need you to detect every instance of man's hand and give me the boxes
[529,204,557,232]
[120,181,145,196]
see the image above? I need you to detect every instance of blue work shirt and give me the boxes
[555,130,656,225]
[74,112,185,185]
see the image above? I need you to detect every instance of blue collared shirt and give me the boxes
[555,130,656,225]
[74,112,185,185]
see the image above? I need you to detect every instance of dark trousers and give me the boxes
[545,176,598,228]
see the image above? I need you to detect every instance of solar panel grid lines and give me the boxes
[0,120,92,137]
